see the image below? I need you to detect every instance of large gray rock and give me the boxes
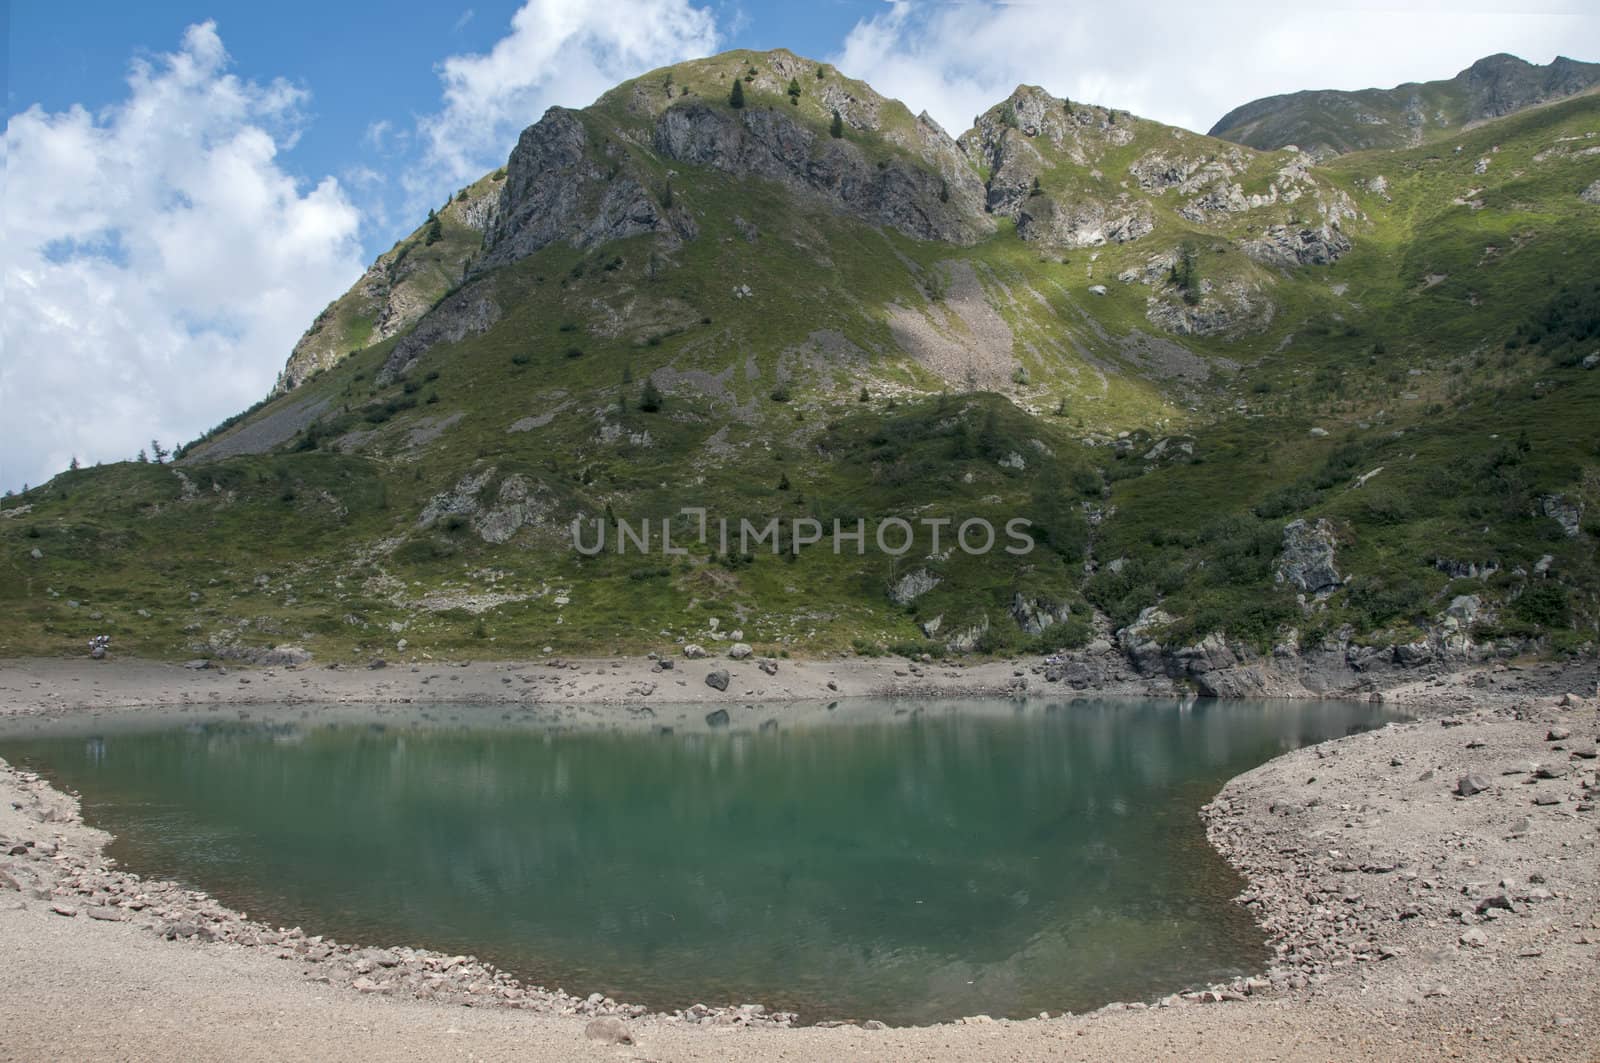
[1583,179,1600,206]
[584,1017,634,1045]
[1537,494,1583,538]
[1009,593,1071,635]
[1275,518,1341,594]
[1244,223,1351,267]
[705,669,730,692]
[889,568,941,606]
[1117,607,1174,675]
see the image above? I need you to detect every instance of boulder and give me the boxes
[1275,518,1340,594]
[705,670,730,692]
[1456,773,1491,797]
[1537,494,1583,538]
[584,1017,634,1045]
[889,568,940,605]
[682,644,707,659]
[728,642,753,660]
[1009,594,1070,636]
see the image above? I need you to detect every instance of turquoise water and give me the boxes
[0,698,1387,1025]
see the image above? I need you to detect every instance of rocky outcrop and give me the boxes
[275,179,502,394]
[650,102,988,244]
[1583,180,1600,206]
[1244,223,1352,267]
[1537,494,1584,538]
[888,568,941,605]
[415,467,549,544]
[1009,593,1072,635]
[481,109,697,270]
[378,285,502,383]
[1275,518,1341,594]
[1016,196,1153,248]
[1144,280,1274,337]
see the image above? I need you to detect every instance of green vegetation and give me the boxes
[3,50,1597,668]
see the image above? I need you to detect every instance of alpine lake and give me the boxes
[0,696,1393,1026]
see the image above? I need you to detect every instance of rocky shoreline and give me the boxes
[1,658,1597,1060]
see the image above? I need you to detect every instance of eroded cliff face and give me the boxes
[479,92,991,274]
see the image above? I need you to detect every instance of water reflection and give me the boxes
[0,697,1389,1025]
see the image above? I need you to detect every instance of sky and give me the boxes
[4,0,1599,493]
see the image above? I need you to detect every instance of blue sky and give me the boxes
[7,2,882,258]
[4,1,1599,492]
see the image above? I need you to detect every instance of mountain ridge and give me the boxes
[4,48,1597,681]
[1210,52,1600,158]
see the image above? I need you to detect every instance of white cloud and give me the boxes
[405,0,719,213]
[0,21,364,492]
[831,0,1600,138]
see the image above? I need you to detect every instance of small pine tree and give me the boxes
[939,179,949,203]
[424,209,443,245]
[68,455,79,471]
[815,65,824,80]
[136,449,148,463]
[830,110,843,138]
[151,439,169,464]
[1000,102,1018,129]
[787,78,801,104]
[639,378,663,412]
[858,386,870,402]
[729,79,745,109]
[777,472,790,491]
[1030,175,1042,196]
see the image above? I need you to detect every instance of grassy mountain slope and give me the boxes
[1210,53,1600,159]
[3,51,1597,671]
[272,172,507,394]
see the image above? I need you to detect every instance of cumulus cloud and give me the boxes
[831,0,1600,137]
[404,0,719,213]
[0,22,365,492]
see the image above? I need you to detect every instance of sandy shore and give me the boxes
[1,655,1597,1061]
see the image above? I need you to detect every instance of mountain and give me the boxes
[1210,53,1600,158]
[4,49,1598,690]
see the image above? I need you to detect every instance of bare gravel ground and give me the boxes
[0,656,1597,1061]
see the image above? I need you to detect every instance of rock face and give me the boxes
[378,285,503,383]
[1244,223,1352,267]
[481,108,698,271]
[1275,519,1341,594]
[415,467,550,544]
[1210,53,1600,156]
[650,102,989,245]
